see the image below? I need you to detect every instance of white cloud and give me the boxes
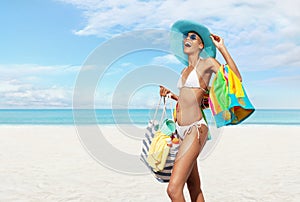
[151,54,181,66]
[0,64,80,77]
[254,75,300,86]
[58,0,300,72]
[0,64,78,108]
[58,0,300,36]
[0,79,73,108]
[94,85,163,109]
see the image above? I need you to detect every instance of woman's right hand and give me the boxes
[159,85,171,97]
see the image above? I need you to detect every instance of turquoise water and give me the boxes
[0,109,299,125]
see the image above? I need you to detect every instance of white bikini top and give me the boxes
[177,66,208,93]
[177,68,199,88]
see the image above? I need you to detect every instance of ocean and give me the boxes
[0,109,300,126]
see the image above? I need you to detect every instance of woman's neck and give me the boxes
[188,54,200,67]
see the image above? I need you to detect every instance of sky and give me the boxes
[0,0,299,109]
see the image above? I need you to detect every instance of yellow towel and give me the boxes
[227,66,244,97]
[147,131,170,172]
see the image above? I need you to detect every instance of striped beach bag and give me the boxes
[140,96,179,183]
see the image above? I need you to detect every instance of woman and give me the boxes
[160,20,242,202]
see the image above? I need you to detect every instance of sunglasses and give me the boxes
[183,33,198,40]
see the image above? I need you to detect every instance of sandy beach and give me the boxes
[0,125,299,202]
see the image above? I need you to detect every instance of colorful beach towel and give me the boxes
[209,64,255,128]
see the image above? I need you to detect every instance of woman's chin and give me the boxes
[183,49,191,55]
[183,47,196,55]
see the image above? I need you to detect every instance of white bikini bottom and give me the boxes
[176,118,207,140]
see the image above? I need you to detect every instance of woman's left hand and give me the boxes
[210,33,224,49]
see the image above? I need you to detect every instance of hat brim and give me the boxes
[170,20,216,66]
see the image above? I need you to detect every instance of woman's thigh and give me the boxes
[169,125,207,186]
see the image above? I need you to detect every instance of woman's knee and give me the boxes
[167,181,183,199]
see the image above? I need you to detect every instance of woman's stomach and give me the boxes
[176,88,204,125]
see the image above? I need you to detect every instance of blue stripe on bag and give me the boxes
[142,140,149,152]
[153,171,172,176]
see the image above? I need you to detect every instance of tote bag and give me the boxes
[140,96,179,183]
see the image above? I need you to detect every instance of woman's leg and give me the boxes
[187,125,208,202]
[187,161,204,202]
[167,125,207,202]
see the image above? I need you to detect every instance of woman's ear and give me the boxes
[198,42,204,50]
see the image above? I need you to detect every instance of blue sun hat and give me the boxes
[170,20,216,66]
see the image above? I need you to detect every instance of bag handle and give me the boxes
[152,94,174,125]
[152,96,162,122]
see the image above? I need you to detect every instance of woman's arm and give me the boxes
[210,34,242,81]
[159,86,178,101]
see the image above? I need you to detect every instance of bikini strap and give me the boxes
[193,58,201,70]
[186,119,207,140]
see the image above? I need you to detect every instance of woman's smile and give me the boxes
[184,41,192,47]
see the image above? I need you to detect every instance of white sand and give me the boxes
[0,125,299,202]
